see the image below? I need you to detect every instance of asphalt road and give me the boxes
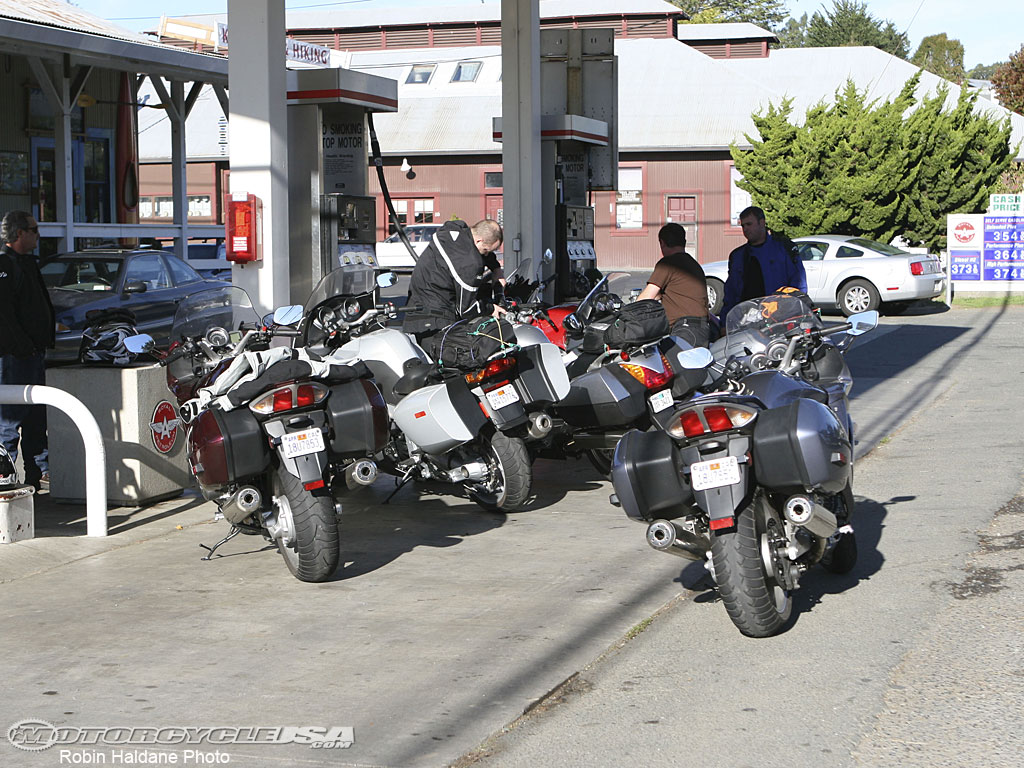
[1,301,1021,768]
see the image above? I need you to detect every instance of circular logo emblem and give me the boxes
[7,719,57,751]
[150,401,180,454]
[954,221,976,244]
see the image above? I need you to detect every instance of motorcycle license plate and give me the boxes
[485,385,520,410]
[690,456,740,491]
[648,390,674,413]
[281,428,325,459]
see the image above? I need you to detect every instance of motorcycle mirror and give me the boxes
[123,334,155,354]
[563,313,583,336]
[542,248,554,264]
[272,305,304,327]
[675,347,714,369]
[846,310,879,335]
[377,271,398,288]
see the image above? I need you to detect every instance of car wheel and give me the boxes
[838,279,879,316]
[706,278,724,316]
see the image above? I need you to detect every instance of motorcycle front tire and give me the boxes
[710,491,793,638]
[273,465,340,583]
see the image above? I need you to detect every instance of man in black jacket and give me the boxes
[403,218,503,345]
[0,210,55,489]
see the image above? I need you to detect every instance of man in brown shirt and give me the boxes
[637,223,710,348]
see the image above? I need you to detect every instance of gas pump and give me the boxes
[319,193,378,274]
[555,204,597,300]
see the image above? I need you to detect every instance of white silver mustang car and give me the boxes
[703,235,945,316]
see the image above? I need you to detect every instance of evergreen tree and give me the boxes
[805,0,909,58]
[671,1,788,30]
[730,73,1013,252]
[911,33,966,83]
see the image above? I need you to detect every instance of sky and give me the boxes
[70,0,1023,68]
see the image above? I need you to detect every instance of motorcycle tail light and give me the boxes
[910,261,924,276]
[250,382,329,415]
[621,354,674,390]
[465,356,516,385]
[667,404,757,439]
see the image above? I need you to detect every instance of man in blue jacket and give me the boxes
[720,206,807,323]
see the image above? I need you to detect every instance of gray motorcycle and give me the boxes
[611,293,878,637]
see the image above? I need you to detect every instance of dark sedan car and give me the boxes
[42,249,230,364]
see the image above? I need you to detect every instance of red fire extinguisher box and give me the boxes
[226,192,263,263]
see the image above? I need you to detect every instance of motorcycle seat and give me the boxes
[796,386,829,404]
[393,359,436,397]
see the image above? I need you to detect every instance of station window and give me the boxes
[451,61,482,83]
[406,64,436,84]
[615,167,644,230]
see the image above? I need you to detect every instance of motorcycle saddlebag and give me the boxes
[556,364,648,428]
[431,316,517,372]
[752,398,851,495]
[514,343,571,406]
[602,300,670,350]
[189,407,270,488]
[611,429,691,522]
[326,379,389,457]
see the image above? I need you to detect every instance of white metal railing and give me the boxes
[0,385,108,537]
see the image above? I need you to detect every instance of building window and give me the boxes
[388,198,437,236]
[484,171,503,188]
[615,167,644,230]
[451,61,482,83]
[406,64,436,84]
[188,195,212,218]
[729,165,752,227]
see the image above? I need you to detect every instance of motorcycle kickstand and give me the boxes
[199,526,242,560]
[383,467,417,505]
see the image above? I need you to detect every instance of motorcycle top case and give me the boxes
[188,406,270,489]
[752,397,851,495]
[556,364,648,428]
[584,300,669,353]
[392,377,488,455]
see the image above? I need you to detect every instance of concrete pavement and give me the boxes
[1,302,1021,768]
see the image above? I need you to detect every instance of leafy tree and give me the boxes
[992,45,1024,114]
[730,72,1013,252]
[671,1,788,30]
[805,0,909,59]
[994,162,1024,194]
[911,33,965,83]
[776,13,808,48]
[967,62,1003,81]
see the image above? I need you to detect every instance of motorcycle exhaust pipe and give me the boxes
[445,461,489,484]
[221,485,262,524]
[645,519,710,562]
[783,495,838,539]
[527,412,553,440]
[345,459,378,490]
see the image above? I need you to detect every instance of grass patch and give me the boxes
[624,617,653,641]
[951,295,1024,308]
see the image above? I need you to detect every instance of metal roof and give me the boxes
[675,22,777,42]
[722,47,1024,161]
[0,0,228,84]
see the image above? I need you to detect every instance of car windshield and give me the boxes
[844,238,908,256]
[725,294,823,339]
[170,286,260,345]
[40,257,122,291]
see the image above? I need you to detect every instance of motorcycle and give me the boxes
[610,293,878,636]
[301,261,566,512]
[506,271,699,476]
[131,283,388,583]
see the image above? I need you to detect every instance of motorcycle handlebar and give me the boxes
[159,342,189,367]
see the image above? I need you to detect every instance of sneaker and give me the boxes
[39,473,49,490]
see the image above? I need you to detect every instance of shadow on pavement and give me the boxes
[31,490,206,537]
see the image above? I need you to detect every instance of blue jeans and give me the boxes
[0,352,49,481]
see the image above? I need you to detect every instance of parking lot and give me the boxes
[1,301,1022,768]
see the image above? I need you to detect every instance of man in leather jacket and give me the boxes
[403,218,503,345]
[0,211,55,489]
[720,206,807,323]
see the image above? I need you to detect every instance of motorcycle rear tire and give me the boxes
[585,448,614,478]
[468,432,532,512]
[273,465,340,583]
[710,491,792,637]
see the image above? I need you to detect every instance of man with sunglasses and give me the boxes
[0,210,54,490]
